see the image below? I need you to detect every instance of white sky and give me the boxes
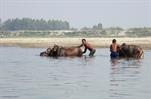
[0,0,151,28]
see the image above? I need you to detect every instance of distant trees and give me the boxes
[1,18,70,31]
[126,27,151,37]
[1,18,151,37]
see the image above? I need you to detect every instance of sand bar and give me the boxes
[0,37,151,49]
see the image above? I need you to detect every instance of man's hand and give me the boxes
[82,48,87,54]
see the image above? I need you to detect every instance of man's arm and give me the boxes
[83,47,87,54]
[110,45,112,52]
[77,44,83,48]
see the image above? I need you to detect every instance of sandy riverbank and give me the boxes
[0,37,151,49]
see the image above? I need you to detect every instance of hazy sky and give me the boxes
[0,0,151,28]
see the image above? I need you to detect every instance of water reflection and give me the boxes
[110,58,142,67]
[109,58,143,99]
[110,58,120,66]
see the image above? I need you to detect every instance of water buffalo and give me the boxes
[118,43,144,59]
[40,45,83,57]
[51,44,83,57]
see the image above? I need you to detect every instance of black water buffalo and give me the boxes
[118,43,144,59]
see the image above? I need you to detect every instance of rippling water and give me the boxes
[0,47,151,99]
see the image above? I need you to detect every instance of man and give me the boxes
[110,39,119,58]
[78,39,96,56]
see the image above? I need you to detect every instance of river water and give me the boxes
[0,47,151,99]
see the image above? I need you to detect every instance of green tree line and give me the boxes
[0,18,70,31]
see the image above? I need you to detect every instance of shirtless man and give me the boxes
[78,39,96,56]
[110,39,120,58]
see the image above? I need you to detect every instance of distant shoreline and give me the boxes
[0,37,151,49]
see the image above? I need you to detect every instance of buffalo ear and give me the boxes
[122,43,126,46]
[40,52,43,56]
[54,44,56,46]
[40,52,45,56]
[47,48,51,52]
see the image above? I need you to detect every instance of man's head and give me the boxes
[112,39,116,43]
[82,39,86,43]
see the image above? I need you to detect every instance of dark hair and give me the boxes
[82,39,86,42]
[112,39,116,43]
